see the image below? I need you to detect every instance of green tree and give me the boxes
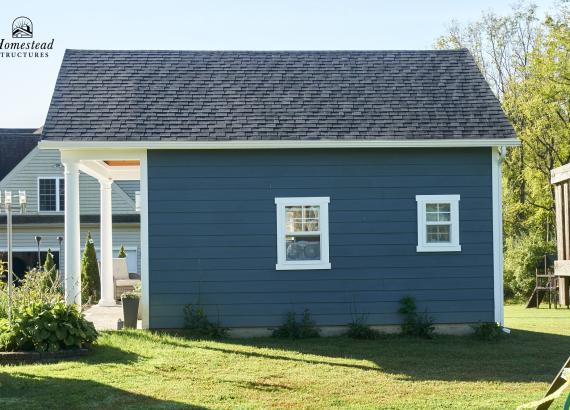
[118,244,127,258]
[81,232,100,304]
[437,3,570,298]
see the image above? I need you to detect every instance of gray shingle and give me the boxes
[42,49,515,142]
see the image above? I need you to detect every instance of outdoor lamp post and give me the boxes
[1,190,26,323]
[35,236,42,269]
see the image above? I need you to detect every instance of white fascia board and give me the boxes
[39,138,521,150]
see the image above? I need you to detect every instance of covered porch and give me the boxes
[58,149,149,328]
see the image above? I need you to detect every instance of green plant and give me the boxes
[121,290,140,300]
[346,316,382,340]
[272,309,320,339]
[398,296,434,339]
[81,232,100,304]
[0,268,63,320]
[43,248,59,284]
[472,322,503,341]
[183,304,227,339]
[118,245,127,258]
[0,301,98,352]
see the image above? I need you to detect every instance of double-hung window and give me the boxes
[38,177,65,212]
[275,197,331,270]
[416,195,461,252]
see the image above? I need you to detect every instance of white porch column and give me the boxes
[63,160,81,306]
[98,178,116,306]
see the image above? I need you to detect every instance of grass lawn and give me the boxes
[1,305,569,409]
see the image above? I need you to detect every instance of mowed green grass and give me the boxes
[1,305,569,409]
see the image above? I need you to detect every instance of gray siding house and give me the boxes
[0,135,141,278]
[38,49,518,331]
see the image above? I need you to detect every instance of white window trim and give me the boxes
[37,176,64,213]
[416,194,461,253]
[275,197,331,270]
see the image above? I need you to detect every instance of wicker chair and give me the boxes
[113,258,140,300]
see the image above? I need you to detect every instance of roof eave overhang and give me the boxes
[39,138,521,150]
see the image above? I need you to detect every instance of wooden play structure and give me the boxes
[526,254,558,309]
[516,356,570,409]
[550,164,570,307]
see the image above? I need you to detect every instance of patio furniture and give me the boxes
[113,258,140,300]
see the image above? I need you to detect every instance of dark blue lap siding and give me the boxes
[148,148,494,328]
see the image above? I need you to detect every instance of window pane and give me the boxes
[303,206,320,231]
[286,235,321,261]
[438,203,450,213]
[426,225,451,243]
[285,205,320,232]
[59,179,65,211]
[426,203,451,222]
[39,179,57,211]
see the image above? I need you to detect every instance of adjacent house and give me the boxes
[38,49,519,332]
[0,129,140,280]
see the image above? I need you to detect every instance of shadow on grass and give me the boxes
[0,372,207,409]
[130,328,569,384]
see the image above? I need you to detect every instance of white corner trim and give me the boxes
[416,194,461,253]
[139,151,150,329]
[275,196,331,271]
[492,148,505,325]
[39,138,521,151]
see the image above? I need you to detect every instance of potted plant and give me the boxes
[121,289,140,329]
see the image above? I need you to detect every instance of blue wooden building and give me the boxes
[38,50,519,332]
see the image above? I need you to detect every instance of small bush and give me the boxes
[118,245,127,258]
[472,322,503,341]
[346,316,382,340]
[0,301,98,352]
[272,309,320,339]
[0,268,63,319]
[183,304,227,339]
[398,296,435,339]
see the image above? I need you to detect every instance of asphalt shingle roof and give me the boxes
[0,129,40,181]
[42,49,515,141]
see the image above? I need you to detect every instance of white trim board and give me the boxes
[415,194,461,253]
[139,151,150,329]
[40,138,520,150]
[492,148,505,325]
[274,196,331,271]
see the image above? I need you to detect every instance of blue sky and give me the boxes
[0,0,558,128]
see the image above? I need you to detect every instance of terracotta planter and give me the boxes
[122,297,140,329]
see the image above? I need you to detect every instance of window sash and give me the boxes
[38,177,64,212]
[275,197,331,270]
[416,195,461,252]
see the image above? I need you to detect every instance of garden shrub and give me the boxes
[0,268,63,319]
[43,248,60,286]
[346,316,382,340]
[81,232,100,304]
[0,301,98,352]
[472,322,503,341]
[183,304,227,339]
[398,296,434,339]
[272,309,320,339]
